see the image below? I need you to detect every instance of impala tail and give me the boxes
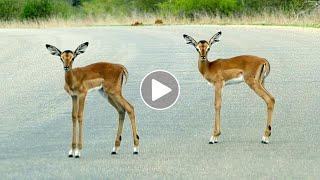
[261,59,271,84]
[121,65,128,85]
[265,59,271,77]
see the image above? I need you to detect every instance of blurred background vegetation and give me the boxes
[0,0,319,26]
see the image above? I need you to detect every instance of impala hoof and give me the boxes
[209,136,218,144]
[261,136,269,144]
[209,141,218,144]
[111,147,118,155]
[74,148,81,158]
[68,149,74,158]
[133,147,138,155]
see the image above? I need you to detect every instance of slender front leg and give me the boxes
[76,93,86,158]
[69,95,79,157]
[210,82,223,144]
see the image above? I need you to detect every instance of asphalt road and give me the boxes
[1,25,320,179]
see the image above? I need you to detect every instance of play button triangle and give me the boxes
[152,79,172,101]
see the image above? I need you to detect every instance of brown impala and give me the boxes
[46,42,139,157]
[183,32,275,144]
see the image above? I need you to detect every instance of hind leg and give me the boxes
[107,96,125,155]
[247,79,275,144]
[111,94,139,154]
[260,84,275,144]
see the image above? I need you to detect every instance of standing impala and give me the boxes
[46,42,139,157]
[183,32,275,144]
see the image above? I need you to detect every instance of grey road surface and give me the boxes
[1,25,320,179]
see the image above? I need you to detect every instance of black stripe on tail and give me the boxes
[121,67,128,85]
[259,64,265,82]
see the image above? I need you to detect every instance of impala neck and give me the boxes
[198,57,209,76]
[65,70,75,86]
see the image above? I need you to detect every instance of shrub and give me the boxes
[82,0,113,16]
[218,0,240,16]
[52,0,76,19]
[21,0,54,19]
[0,0,318,21]
[0,0,23,20]
[133,0,163,13]
[83,0,150,16]
[240,0,313,15]
[158,0,240,17]
[20,0,75,20]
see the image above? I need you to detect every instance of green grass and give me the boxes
[0,0,319,28]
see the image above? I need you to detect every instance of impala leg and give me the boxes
[76,93,86,158]
[69,95,79,157]
[108,96,125,155]
[114,94,139,154]
[248,80,275,144]
[210,83,223,144]
[261,85,275,144]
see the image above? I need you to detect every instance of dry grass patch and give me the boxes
[0,11,319,28]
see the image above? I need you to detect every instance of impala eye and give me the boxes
[196,48,200,52]
[207,48,210,51]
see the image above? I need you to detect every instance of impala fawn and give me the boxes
[46,42,139,157]
[183,32,275,144]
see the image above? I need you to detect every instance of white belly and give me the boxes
[225,75,244,85]
[88,85,103,92]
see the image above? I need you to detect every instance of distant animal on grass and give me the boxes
[131,21,143,26]
[45,42,140,158]
[155,19,163,25]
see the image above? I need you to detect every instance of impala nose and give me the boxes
[64,66,69,71]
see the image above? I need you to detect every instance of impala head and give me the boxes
[45,42,89,72]
[183,31,222,60]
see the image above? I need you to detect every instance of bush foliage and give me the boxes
[0,0,317,20]
[158,0,240,17]
[0,0,23,20]
[21,0,54,19]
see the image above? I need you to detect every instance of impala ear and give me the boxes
[209,31,222,46]
[183,34,197,47]
[74,42,89,58]
[46,44,61,56]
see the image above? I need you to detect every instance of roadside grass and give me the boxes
[0,11,319,28]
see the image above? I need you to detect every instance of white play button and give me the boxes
[151,79,172,101]
[140,70,180,110]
